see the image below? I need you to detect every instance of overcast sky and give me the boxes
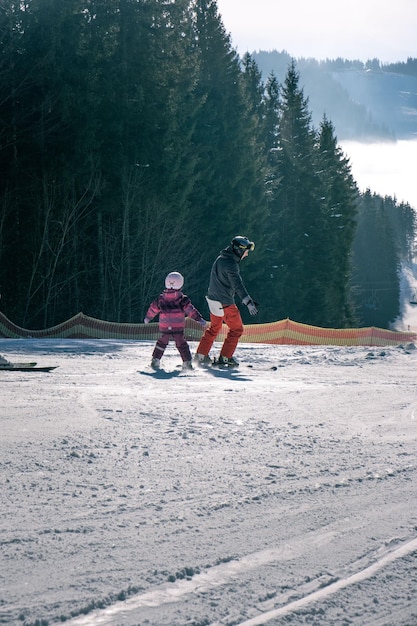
[216,0,417,63]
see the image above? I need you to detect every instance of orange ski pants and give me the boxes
[197,304,244,358]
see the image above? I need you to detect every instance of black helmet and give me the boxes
[231,235,255,257]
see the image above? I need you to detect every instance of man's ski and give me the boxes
[199,359,278,371]
[211,357,239,369]
[247,364,278,371]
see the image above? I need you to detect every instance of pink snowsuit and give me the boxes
[145,289,205,362]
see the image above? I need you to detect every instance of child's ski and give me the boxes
[139,368,181,379]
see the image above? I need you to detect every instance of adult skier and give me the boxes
[194,236,258,367]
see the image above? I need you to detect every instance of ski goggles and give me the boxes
[240,241,255,251]
[236,240,255,251]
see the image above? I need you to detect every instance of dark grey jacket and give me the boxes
[207,247,250,305]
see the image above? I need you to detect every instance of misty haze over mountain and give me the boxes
[252,52,417,141]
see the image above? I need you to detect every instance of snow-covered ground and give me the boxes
[1,337,417,626]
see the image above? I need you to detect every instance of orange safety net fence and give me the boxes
[1,311,416,346]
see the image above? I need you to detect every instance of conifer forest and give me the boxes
[0,0,415,330]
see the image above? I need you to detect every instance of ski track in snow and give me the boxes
[1,338,417,626]
[67,536,417,626]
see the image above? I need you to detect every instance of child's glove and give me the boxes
[199,319,207,327]
[144,317,150,324]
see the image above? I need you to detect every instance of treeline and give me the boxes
[0,0,414,330]
[384,57,417,77]
[313,57,417,77]
[265,55,417,76]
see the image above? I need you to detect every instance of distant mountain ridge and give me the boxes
[252,51,417,141]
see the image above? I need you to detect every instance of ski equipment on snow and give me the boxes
[0,364,57,372]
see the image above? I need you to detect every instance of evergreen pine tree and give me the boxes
[316,116,358,326]
[189,0,267,313]
[253,71,283,321]
[274,61,322,324]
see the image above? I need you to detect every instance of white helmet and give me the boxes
[165,271,184,290]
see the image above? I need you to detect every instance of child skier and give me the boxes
[144,271,206,370]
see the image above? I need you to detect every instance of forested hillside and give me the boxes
[0,0,414,330]
[253,52,417,140]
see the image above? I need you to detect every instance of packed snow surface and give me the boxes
[1,338,417,626]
